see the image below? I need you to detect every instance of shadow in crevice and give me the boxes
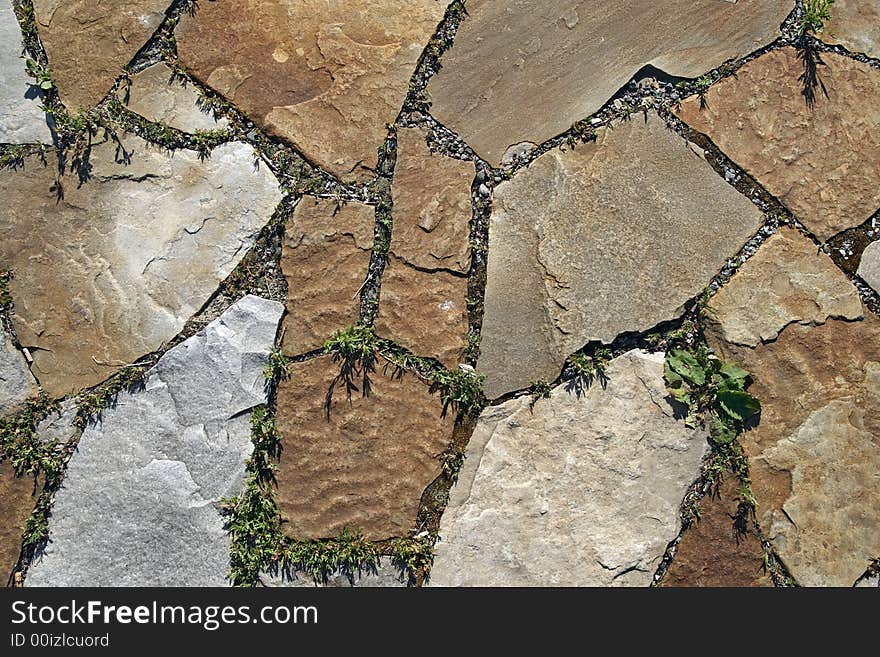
[798,43,828,109]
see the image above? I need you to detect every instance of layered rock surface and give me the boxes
[825,0,880,58]
[0,136,280,397]
[280,199,374,356]
[26,295,283,586]
[33,0,169,111]
[0,329,37,416]
[858,240,880,293]
[177,0,446,179]
[430,350,708,586]
[478,113,762,397]
[0,462,39,583]
[707,227,863,347]
[119,62,229,132]
[274,355,452,541]
[677,47,880,240]
[428,0,791,165]
[0,3,52,143]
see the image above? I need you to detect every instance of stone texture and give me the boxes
[428,0,791,165]
[708,227,863,347]
[35,400,79,446]
[391,127,474,274]
[0,3,52,143]
[662,476,771,587]
[260,559,406,587]
[858,240,880,294]
[857,574,880,588]
[0,461,39,584]
[712,316,880,587]
[33,0,168,111]
[26,295,284,587]
[0,329,37,417]
[825,0,880,58]
[677,48,880,240]
[429,350,708,587]
[479,113,763,398]
[0,136,280,398]
[177,0,446,180]
[119,62,229,132]
[280,199,374,356]
[375,256,469,368]
[275,355,453,541]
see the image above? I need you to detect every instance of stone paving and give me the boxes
[0,0,878,588]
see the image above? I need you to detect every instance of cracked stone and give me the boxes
[825,0,880,58]
[391,127,474,274]
[478,113,762,398]
[676,47,880,240]
[274,355,453,541]
[177,0,446,180]
[25,295,284,586]
[259,559,407,587]
[0,135,280,398]
[0,328,37,417]
[707,227,863,347]
[712,316,880,587]
[0,3,52,143]
[0,461,39,583]
[33,0,168,111]
[858,240,880,294]
[429,349,708,587]
[661,476,771,587]
[118,62,229,133]
[375,255,469,368]
[280,198,374,356]
[427,0,791,165]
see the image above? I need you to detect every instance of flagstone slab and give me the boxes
[858,240,880,293]
[825,0,880,58]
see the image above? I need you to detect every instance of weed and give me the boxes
[389,536,434,583]
[529,380,552,407]
[802,0,834,34]
[564,348,611,397]
[323,323,378,404]
[24,58,53,90]
[0,270,13,306]
[463,331,481,362]
[263,348,291,382]
[426,367,486,418]
[75,365,148,428]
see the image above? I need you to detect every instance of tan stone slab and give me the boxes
[280,199,374,356]
[375,255,468,368]
[708,226,863,347]
[428,0,791,165]
[858,240,880,293]
[429,350,708,587]
[33,0,168,111]
[391,127,473,274]
[119,62,228,133]
[274,355,452,541]
[478,112,763,398]
[825,0,880,58]
[677,47,880,240]
[0,137,281,397]
[662,477,771,587]
[177,0,446,180]
[0,461,39,583]
[713,317,880,587]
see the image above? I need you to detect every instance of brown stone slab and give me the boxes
[0,461,39,584]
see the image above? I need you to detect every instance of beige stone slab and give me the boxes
[858,240,880,293]
[825,0,880,58]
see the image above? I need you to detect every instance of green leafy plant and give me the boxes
[802,0,834,34]
[25,58,53,90]
[565,347,612,396]
[263,348,291,381]
[663,346,761,445]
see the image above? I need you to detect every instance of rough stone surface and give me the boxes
[429,350,708,587]
[275,355,453,541]
[479,113,763,398]
[0,3,52,143]
[375,256,469,368]
[119,62,229,132]
[391,127,474,274]
[825,0,880,58]
[26,295,283,587]
[677,48,880,240]
[857,574,880,588]
[0,136,280,398]
[712,316,880,588]
[0,330,37,417]
[662,477,771,587]
[0,461,39,583]
[428,0,791,165]
[35,400,79,446]
[280,199,374,356]
[260,559,407,587]
[177,0,446,180]
[708,227,863,347]
[33,0,168,111]
[858,240,880,294]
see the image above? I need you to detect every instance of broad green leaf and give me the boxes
[667,349,706,386]
[719,362,750,385]
[709,414,737,445]
[717,389,761,421]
